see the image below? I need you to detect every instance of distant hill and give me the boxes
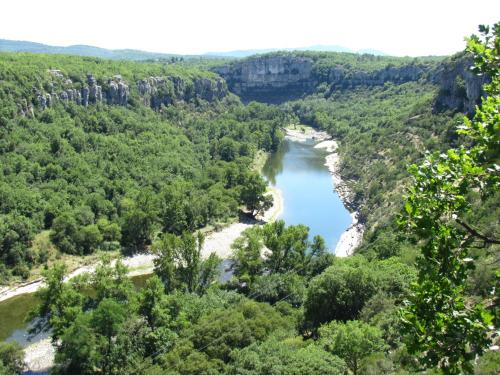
[0,39,387,60]
[0,39,194,60]
[204,45,387,58]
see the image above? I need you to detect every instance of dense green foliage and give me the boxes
[400,24,499,374]
[1,23,498,375]
[29,260,344,374]
[0,53,284,281]
[319,320,386,375]
[153,232,221,294]
[0,342,24,375]
[28,223,419,375]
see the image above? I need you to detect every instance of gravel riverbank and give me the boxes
[312,138,364,256]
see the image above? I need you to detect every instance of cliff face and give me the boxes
[34,70,228,112]
[324,64,428,88]
[215,55,432,103]
[214,56,315,103]
[137,76,227,109]
[432,56,488,114]
[36,71,128,110]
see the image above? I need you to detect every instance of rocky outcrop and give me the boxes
[36,73,128,109]
[35,70,226,111]
[214,56,315,103]
[105,75,129,105]
[324,63,428,89]
[137,76,228,109]
[18,98,34,117]
[432,55,488,114]
[215,55,432,103]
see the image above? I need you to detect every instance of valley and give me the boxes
[0,23,498,375]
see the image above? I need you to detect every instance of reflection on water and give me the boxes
[1,273,155,346]
[2,139,350,346]
[1,264,235,347]
[262,139,352,250]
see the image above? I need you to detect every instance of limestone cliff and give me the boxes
[137,76,227,109]
[215,55,435,103]
[324,63,428,89]
[432,54,488,114]
[36,71,127,109]
[35,70,227,111]
[214,56,315,102]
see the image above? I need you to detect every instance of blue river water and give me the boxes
[262,138,352,251]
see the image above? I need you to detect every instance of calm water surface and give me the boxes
[1,273,153,345]
[2,138,351,346]
[262,138,351,250]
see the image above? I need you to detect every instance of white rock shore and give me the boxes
[313,137,364,257]
[318,147,364,257]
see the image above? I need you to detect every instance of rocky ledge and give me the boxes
[137,75,228,109]
[432,55,489,114]
[36,71,129,110]
[215,55,433,103]
[33,70,228,112]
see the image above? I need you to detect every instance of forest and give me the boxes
[0,53,285,281]
[0,23,498,375]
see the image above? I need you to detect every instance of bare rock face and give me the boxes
[34,69,226,112]
[19,98,34,117]
[106,75,129,105]
[326,64,427,88]
[215,55,430,103]
[36,71,127,109]
[81,87,89,106]
[214,56,315,102]
[137,75,228,109]
[432,55,488,114]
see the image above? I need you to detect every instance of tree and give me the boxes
[231,227,265,282]
[319,320,386,375]
[0,342,24,375]
[303,256,379,328]
[240,172,272,218]
[248,272,306,307]
[121,205,157,253]
[29,263,86,341]
[153,232,220,293]
[54,300,130,375]
[189,300,293,362]
[91,299,128,374]
[229,338,346,375]
[400,24,499,374]
[262,220,309,275]
[50,213,79,254]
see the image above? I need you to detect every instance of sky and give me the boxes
[1,0,499,56]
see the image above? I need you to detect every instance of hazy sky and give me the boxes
[1,0,499,56]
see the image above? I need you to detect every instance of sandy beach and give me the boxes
[201,187,283,259]
[11,187,284,374]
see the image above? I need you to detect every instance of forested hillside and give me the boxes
[0,24,498,375]
[0,53,284,282]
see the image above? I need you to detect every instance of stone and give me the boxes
[81,87,89,106]
[432,56,488,114]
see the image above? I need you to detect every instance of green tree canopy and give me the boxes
[400,23,500,374]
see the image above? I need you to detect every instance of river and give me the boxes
[262,137,352,250]
[1,135,353,349]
